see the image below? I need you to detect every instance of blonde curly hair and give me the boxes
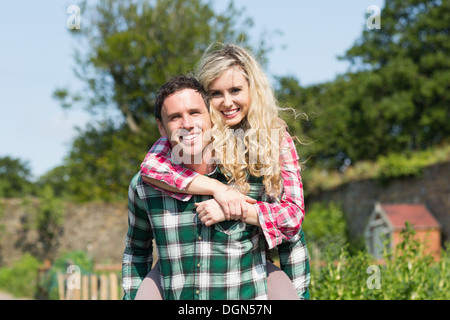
[195,43,290,197]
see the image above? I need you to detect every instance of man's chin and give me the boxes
[172,144,205,165]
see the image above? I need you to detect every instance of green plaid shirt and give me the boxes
[122,169,310,300]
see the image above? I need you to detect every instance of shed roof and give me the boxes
[380,204,441,230]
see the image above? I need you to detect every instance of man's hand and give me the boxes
[195,199,227,226]
[195,197,261,227]
[212,186,256,221]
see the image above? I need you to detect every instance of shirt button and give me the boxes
[197,263,201,268]
[196,290,200,295]
[198,236,202,240]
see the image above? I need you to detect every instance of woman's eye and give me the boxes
[210,91,221,97]
[231,88,241,94]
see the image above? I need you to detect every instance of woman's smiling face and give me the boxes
[208,66,251,127]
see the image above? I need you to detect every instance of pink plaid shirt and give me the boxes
[140,132,305,249]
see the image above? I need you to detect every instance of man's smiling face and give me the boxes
[157,88,212,161]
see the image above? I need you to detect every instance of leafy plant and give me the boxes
[303,201,351,261]
[310,223,449,300]
[0,254,42,298]
[0,156,35,198]
[20,185,65,260]
[51,0,270,203]
[41,250,94,300]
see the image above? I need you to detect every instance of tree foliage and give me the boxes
[56,0,264,134]
[0,156,34,198]
[47,0,449,201]
[279,0,450,170]
[53,0,267,202]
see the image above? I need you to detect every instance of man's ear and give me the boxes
[157,119,167,137]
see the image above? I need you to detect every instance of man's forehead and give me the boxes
[162,89,207,114]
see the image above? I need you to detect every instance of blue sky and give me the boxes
[0,0,384,178]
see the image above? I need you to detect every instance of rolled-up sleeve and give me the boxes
[140,137,199,201]
[255,132,305,249]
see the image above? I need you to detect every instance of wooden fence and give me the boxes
[57,264,123,300]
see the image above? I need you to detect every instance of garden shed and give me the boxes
[364,203,441,259]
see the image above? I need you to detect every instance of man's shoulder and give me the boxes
[130,172,141,187]
[130,172,163,198]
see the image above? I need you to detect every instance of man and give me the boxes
[122,75,275,300]
[123,74,311,300]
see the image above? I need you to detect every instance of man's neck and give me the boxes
[183,151,215,175]
[185,161,215,175]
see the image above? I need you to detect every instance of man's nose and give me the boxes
[181,114,194,129]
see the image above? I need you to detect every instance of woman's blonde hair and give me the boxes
[195,43,289,197]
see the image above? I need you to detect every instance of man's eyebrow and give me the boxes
[165,106,204,118]
[184,105,206,112]
[165,111,180,119]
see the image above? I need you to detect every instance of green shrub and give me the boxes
[310,223,450,300]
[304,201,347,240]
[303,201,355,260]
[0,253,42,298]
[42,250,94,300]
[303,143,450,194]
[376,152,430,184]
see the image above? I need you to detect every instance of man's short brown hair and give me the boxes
[154,75,210,121]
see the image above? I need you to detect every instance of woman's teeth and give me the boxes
[222,109,239,116]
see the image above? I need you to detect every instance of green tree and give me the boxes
[53,0,268,202]
[341,0,450,152]
[35,165,71,199]
[0,156,34,198]
[277,0,450,170]
[64,121,148,202]
[21,185,65,260]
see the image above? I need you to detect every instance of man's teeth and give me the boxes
[223,109,239,116]
[181,133,200,141]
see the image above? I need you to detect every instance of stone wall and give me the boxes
[305,161,450,245]
[0,199,129,267]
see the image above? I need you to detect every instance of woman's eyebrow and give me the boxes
[209,85,243,91]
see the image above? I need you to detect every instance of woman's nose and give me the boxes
[223,92,233,108]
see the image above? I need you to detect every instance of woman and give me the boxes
[138,43,309,300]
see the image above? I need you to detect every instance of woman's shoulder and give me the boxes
[279,129,299,160]
[280,129,296,148]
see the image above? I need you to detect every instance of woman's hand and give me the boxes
[212,186,256,221]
